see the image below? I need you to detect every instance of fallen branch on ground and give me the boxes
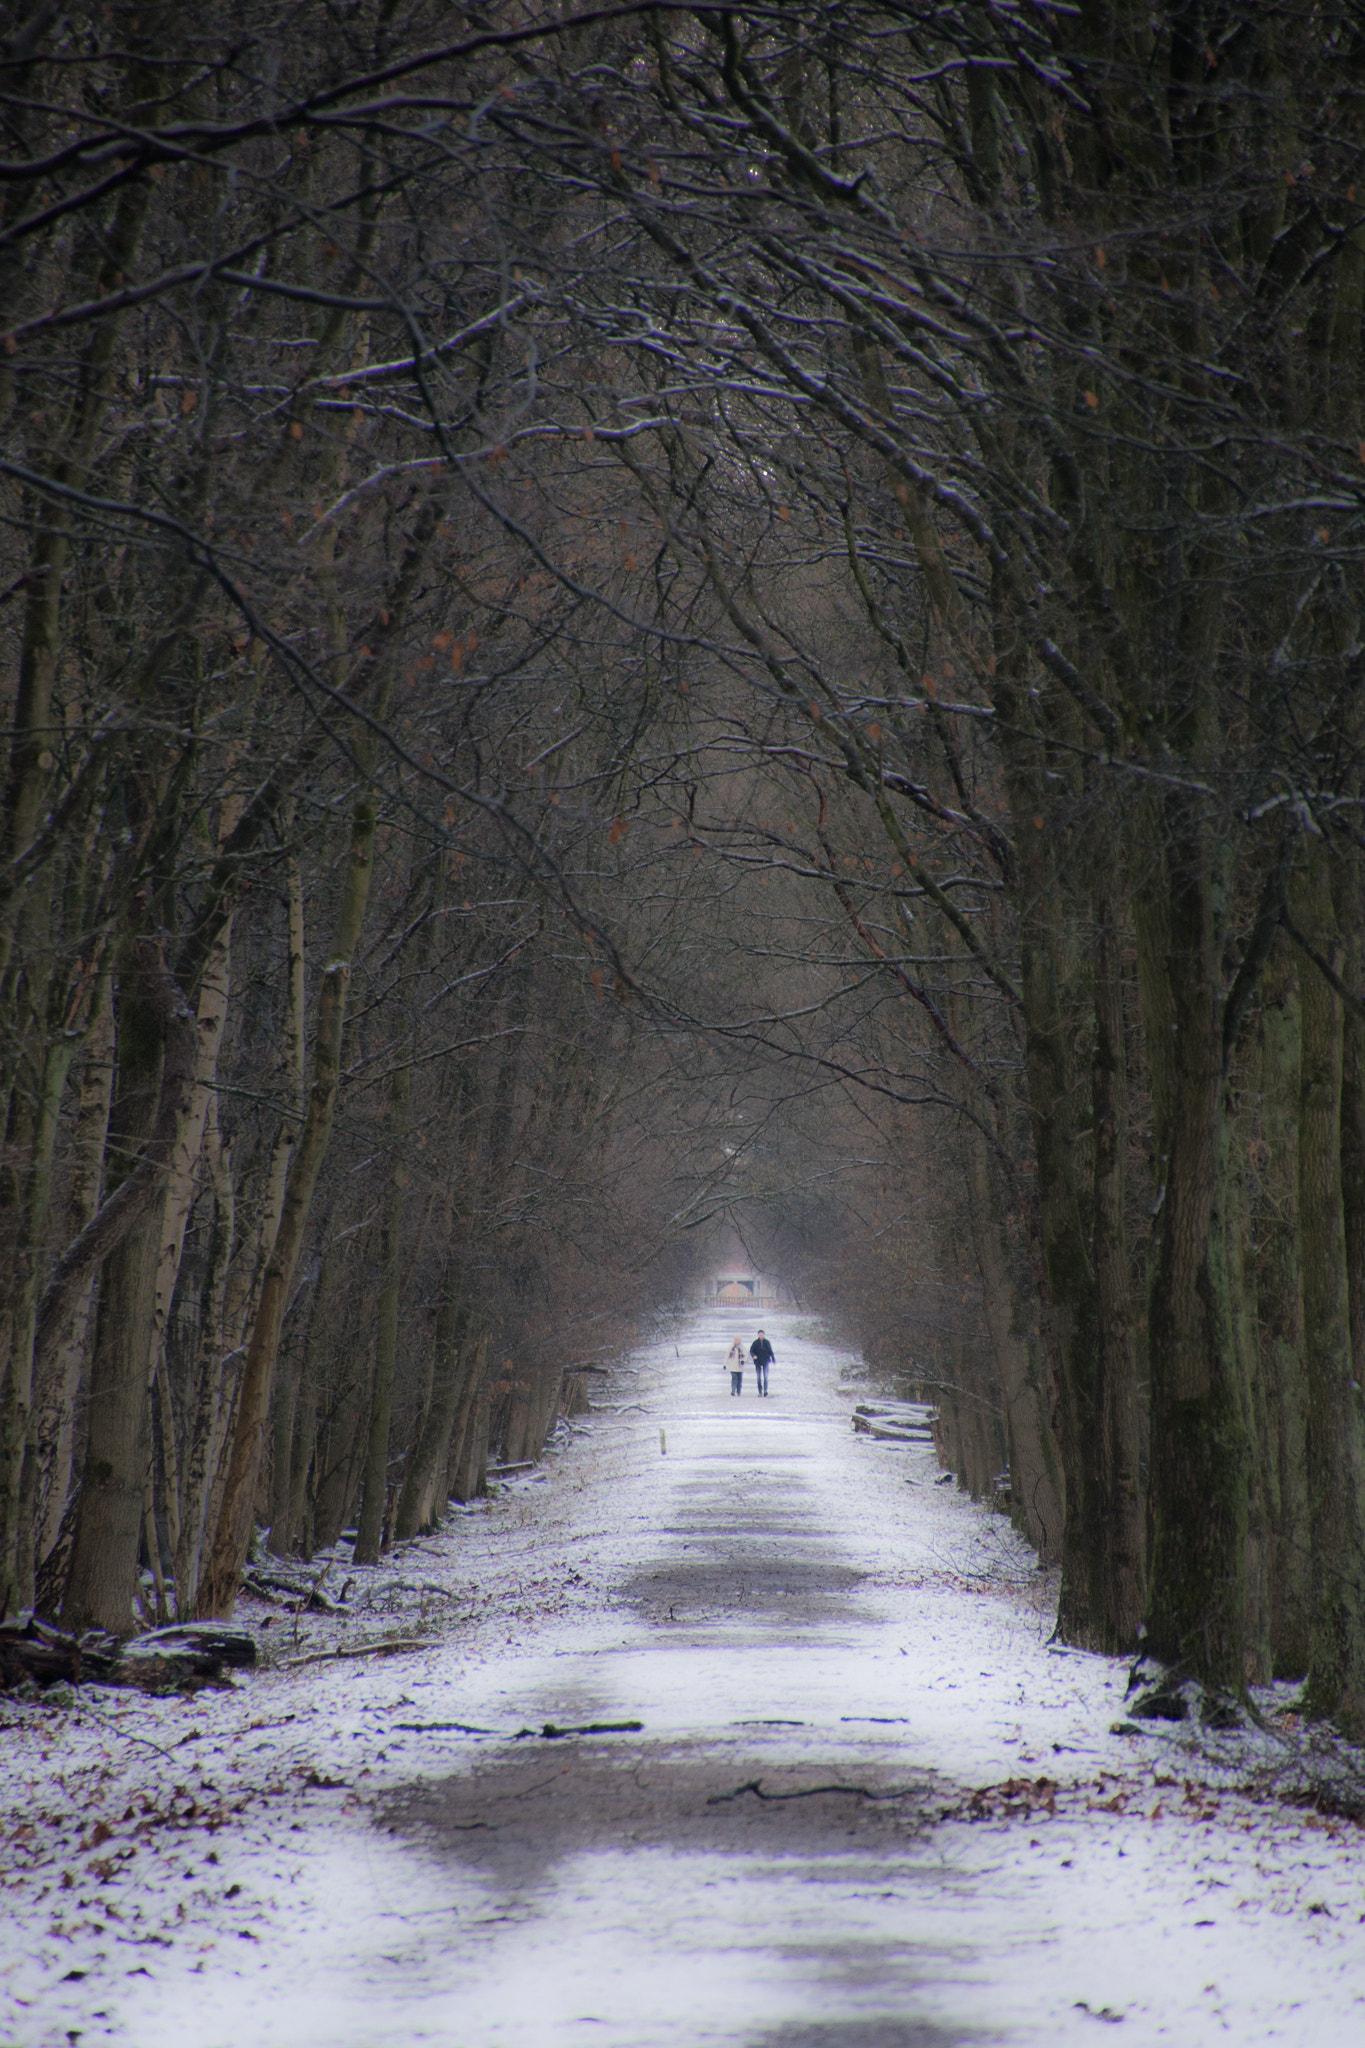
[393,1720,498,1734]
[706,1778,926,1805]
[514,1719,645,1739]
[243,1565,341,1612]
[351,1577,458,1606]
[279,1636,437,1669]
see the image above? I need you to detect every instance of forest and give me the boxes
[1,0,1363,1733]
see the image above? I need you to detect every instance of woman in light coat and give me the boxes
[725,1336,744,1397]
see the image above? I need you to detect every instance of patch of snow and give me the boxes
[3,1315,1363,2046]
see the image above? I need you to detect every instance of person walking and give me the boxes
[726,1336,745,1397]
[750,1328,773,1397]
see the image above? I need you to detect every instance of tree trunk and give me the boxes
[449,1335,491,1503]
[32,977,115,1571]
[1,1024,77,1615]
[962,1133,1061,1560]
[61,948,197,1635]
[1228,1080,1272,1686]
[311,1368,369,1553]
[993,660,1097,1643]
[353,1064,409,1565]
[228,855,308,1381]
[145,864,237,1493]
[1295,845,1365,1733]
[1138,813,1248,1692]
[172,1111,235,1614]
[285,1358,319,1561]
[394,1277,466,1540]
[276,1238,339,1559]
[528,1362,564,1465]
[1257,939,1310,1678]
[1333,859,1365,1396]
[1091,878,1144,1651]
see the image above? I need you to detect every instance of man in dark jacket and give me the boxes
[750,1329,774,1397]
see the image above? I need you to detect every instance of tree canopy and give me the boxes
[2,1,1363,1729]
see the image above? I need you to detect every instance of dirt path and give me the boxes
[6,1315,1365,2047]
[383,1315,982,2048]
[349,1315,1365,2047]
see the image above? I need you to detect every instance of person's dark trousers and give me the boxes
[731,1371,742,1395]
[754,1362,768,1395]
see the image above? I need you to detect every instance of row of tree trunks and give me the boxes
[934,1355,1005,1507]
[0,30,166,1617]
[196,787,378,1618]
[26,262,452,1622]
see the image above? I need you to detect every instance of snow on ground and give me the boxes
[3,1313,1364,2048]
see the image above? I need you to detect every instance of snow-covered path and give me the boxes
[5,1316,1365,2047]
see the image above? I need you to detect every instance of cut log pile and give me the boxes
[850,1401,937,1446]
[0,1614,256,1693]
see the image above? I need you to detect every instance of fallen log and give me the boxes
[0,1616,254,1692]
[851,1414,934,1443]
[853,1400,937,1420]
[123,1625,257,1670]
[853,1403,935,1429]
[0,1615,107,1687]
[0,1631,81,1688]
